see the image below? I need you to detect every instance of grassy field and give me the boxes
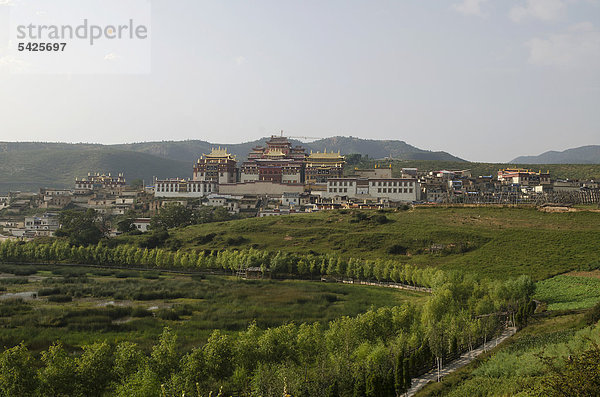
[0,264,426,352]
[416,311,599,396]
[116,206,600,281]
[534,272,600,310]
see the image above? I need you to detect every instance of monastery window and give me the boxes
[377,188,381,193]
[410,188,413,193]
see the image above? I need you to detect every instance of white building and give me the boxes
[132,218,151,232]
[154,179,217,198]
[323,177,420,202]
[206,194,243,214]
[24,213,60,236]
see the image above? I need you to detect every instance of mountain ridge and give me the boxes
[511,145,600,164]
[0,136,465,163]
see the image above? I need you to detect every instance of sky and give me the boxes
[0,0,599,162]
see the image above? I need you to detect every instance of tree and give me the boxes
[75,341,114,397]
[38,342,77,397]
[150,203,193,229]
[116,217,136,234]
[114,342,145,381]
[149,327,179,381]
[0,343,38,397]
[204,330,233,380]
[55,209,105,246]
[130,179,144,189]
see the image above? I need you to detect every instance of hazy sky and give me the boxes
[1,0,599,162]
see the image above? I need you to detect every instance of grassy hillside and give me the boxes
[116,206,600,281]
[0,149,190,193]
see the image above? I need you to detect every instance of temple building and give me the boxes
[75,173,126,190]
[193,147,237,184]
[240,135,307,184]
[305,150,345,186]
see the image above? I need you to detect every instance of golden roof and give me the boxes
[265,149,286,157]
[202,147,236,159]
[308,150,343,159]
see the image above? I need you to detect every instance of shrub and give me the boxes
[131,307,152,317]
[156,309,180,321]
[372,214,389,224]
[0,277,29,285]
[225,236,248,246]
[38,288,62,296]
[584,302,600,325]
[115,271,139,279]
[388,244,408,255]
[142,272,160,280]
[195,233,216,244]
[47,295,72,303]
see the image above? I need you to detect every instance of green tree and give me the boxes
[114,341,145,381]
[0,343,38,397]
[204,330,233,380]
[75,341,114,397]
[150,203,193,229]
[149,328,180,381]
[55,209,105,246]
[38,342,76,397]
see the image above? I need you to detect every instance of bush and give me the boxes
[47,295,72,303]
[141,272,160,280]
[388,244,408,255]
[372,214,389,224]
[156,309,180,321]
[0,277,29,285]
[195,233,216,244]
[584,302,600,325]
[131,307,152,317]
[115,271,139,279]
[38,287,62,296]
[225,236,248,246]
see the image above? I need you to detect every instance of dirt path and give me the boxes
[407,326,517,396]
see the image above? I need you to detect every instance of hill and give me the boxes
[0,148,190,193]
[511,145,600,164]
[1,136,464,163]
[116,206,600,281]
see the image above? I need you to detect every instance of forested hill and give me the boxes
[0,136,464,164]
[511,145,600,164]
[0,148,190,192]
